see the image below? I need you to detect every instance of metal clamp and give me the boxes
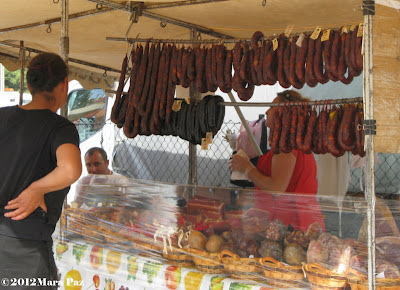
[46,24,52,33]
[129,2,143,23]
[362,0,375,15]
[364,119,376,135]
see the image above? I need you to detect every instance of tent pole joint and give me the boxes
[362,0,375,15]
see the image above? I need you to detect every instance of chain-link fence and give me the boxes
[80,120,400,198]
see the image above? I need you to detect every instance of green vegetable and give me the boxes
[143,262,162,284]
[72,244,88,265]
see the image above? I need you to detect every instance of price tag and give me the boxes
[357,23,364,37]
[296,33,305,47]
[284,25,294,37]
[172,100,183,112]
[184,97,191,104]
[321,29,331,42]
[310,26,322,40]
[350,24,356,31]
[201,138,209,150]
[206,132,213,144]
[272,38,278,51]
[341,26,348,34]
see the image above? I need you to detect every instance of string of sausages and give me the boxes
[269,102,365,157]
[111,25,363,139]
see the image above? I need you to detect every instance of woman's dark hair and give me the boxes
[277,90,310,103]
[26,52,68,96]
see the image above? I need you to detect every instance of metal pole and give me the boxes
[363,12,376,290]
[227,91,263,156]
[188,28,199,188]
[60,0,69,243]
[18,41,25,106]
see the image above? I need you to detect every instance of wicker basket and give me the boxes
[346,268,400,290]
[259,256,308,288]
[219,249,263,280]
[133,236,163,257]
[188,248,224,274]
[163,247,194,267]
[303,263,348,289]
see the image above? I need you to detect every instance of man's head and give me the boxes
[84,147,111,175]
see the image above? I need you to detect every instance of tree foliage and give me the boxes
[4,67,28,93]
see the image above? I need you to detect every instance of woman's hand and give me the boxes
[4,188,47,220]
[230,154,253,173]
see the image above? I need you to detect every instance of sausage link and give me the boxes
[251,31,264,49]
[318,110,329,154]
[271,110,281,154]
[111,54,128,124]
[295,34,309,84]
[222,49,233,93]
[302,109,317,154]
[132,42,149,109]
[211,44,219,87]
[138,43,155,116]
[159,44,172,120]
[322,31,339,82]
[216,45,227,91]
[289,36,305,89]
[329,30,341,81]
[279,106,292,153]
[250,49,261,86]
[350,26,362,77]
[283,38,292,86]
[187,48,196,82]
[312,113,321,154]
[277,36,291,88]
[262,40,278,85]
[166,46,177,124]
[180,47,191,88]
[196,46,207,93]
[205,47,218,92]
[313,35,329,84]
[296,108,308,150]
[171,45,180,85]
[176,45,184,83]
[305,37,318,87]
[289,106,298,150]
[355,27,363,72]
[327,108,345,157]
[338,31,354,84]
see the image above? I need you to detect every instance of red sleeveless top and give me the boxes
[254,150,325,232]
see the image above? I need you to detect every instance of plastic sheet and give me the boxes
[56,176,400,289]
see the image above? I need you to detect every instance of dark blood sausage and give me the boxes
[159,45,172,120]
[277,36,291,88]
[111,54,128,125]
[222,49,232,93]
[329,30,341,81]
[171,45,180,85]
[313,35,329,84]
[295,34,309,84]
[138,43,155,116]
[196,46,207,93]
[296,108,308,150]
[166,46,177,124]
[142,43,161,133]
[279,106,292,153]
[123,105,139,138]
[240,43,252,84]
[305,37,318,87]
[322,30,338,82]
[289,36,305,89]
[271,109,281,154]
[350,26,362,77]
[187,48,196,82]
[262,40,278,85]
[118,45,142,127]
[289,106,298,150]
[302,109,317,154]
[205,47,217,92]
[327,108,345,157]
[180,47,191,88]
[150,44,167,132]
[176,46,184,83]
[233,72,255,101]
[132,42,149,109]
[283,38,292,87]
[355,27,363,72]
[338,31,354,85]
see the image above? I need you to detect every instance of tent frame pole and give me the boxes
[18,41,25,106]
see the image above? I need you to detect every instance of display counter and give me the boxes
[56,176,400,289]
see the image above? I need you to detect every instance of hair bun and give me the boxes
[27,69,46,88]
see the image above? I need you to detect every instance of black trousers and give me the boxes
[0,235,58,289]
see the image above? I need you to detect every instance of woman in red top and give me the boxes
[230,90,325,232]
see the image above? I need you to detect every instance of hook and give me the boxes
[46,24,52,34]
[96,3,103,10]
[262,0,267,6]
[103,70,108,77]
[197,32,202,41]
[53,0,60,3]
[160,20,167,28]
[26,51,31,61]
[125,19,136,41]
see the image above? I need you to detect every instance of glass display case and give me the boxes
[55,176,400,290]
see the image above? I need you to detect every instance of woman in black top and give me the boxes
[0,53,82,284]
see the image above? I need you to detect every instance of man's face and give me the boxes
[85,151,109,174]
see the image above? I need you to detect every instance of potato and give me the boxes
[284,243,306,266]
[205,235,224,253]
[188,230,207,251]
